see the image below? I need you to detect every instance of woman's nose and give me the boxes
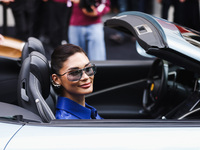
[80,71,89,80]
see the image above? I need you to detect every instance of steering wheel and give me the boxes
[143,59,168,112]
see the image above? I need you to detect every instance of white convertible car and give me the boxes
[1,11,200,149]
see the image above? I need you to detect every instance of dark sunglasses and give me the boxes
[58,64,97,81]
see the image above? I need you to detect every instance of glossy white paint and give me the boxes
[0,122,23,150]
[5,124,200,150]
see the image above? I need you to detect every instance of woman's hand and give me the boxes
[157,0,162,3]
[0,34,5,45]
[82,5,98,17]
[71,0,80,4]
[1,0,14,4]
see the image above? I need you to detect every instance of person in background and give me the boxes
[0,34,5,45]
[68,0,110,61]
[181,0,200,31]
[31,0,50,42]
[157,0,172,20]
[0,0,14,3]
[9,0,40,41]
[157,0,183,24]
[118,0,140,13]
[109,0,139,44]
[46,0,72,48]
[109,0,118,13]
[138,0,153,14]
[51,43,102,119]
[157,0,200,31]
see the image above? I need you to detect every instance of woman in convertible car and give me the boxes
[51,44,102,119]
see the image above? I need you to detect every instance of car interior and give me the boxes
[1,12,200,123]
[17,51,55,122]
[0,36,154,123]
[0,36,199,123]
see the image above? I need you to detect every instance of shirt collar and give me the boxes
[56,96,97,119]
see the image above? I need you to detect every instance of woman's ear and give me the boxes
[52,74,61,85]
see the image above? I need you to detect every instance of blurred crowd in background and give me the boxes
[0,0,200,60]
[110,0,200,31]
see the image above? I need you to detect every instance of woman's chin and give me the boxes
[84,89,93,95]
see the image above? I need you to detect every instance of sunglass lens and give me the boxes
[68,70,82,81]
[85,66,96,76]
[67,65,96,81]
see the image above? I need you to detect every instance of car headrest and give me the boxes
[29,51,50,99]
[21,37,45,63]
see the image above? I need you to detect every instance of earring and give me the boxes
[51,80,61,88]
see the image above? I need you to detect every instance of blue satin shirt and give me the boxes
[55,96,102,119]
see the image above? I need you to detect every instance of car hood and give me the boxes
[104,11,200,73]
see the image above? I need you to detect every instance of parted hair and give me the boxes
[51,43,87,75]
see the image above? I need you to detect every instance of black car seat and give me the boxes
[163,91,200,120]
[21,37,46,63]
[0,37,46,105]
[20,37,57,112]
[17,51,55,122]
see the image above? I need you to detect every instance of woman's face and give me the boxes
[55,52,94,98]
